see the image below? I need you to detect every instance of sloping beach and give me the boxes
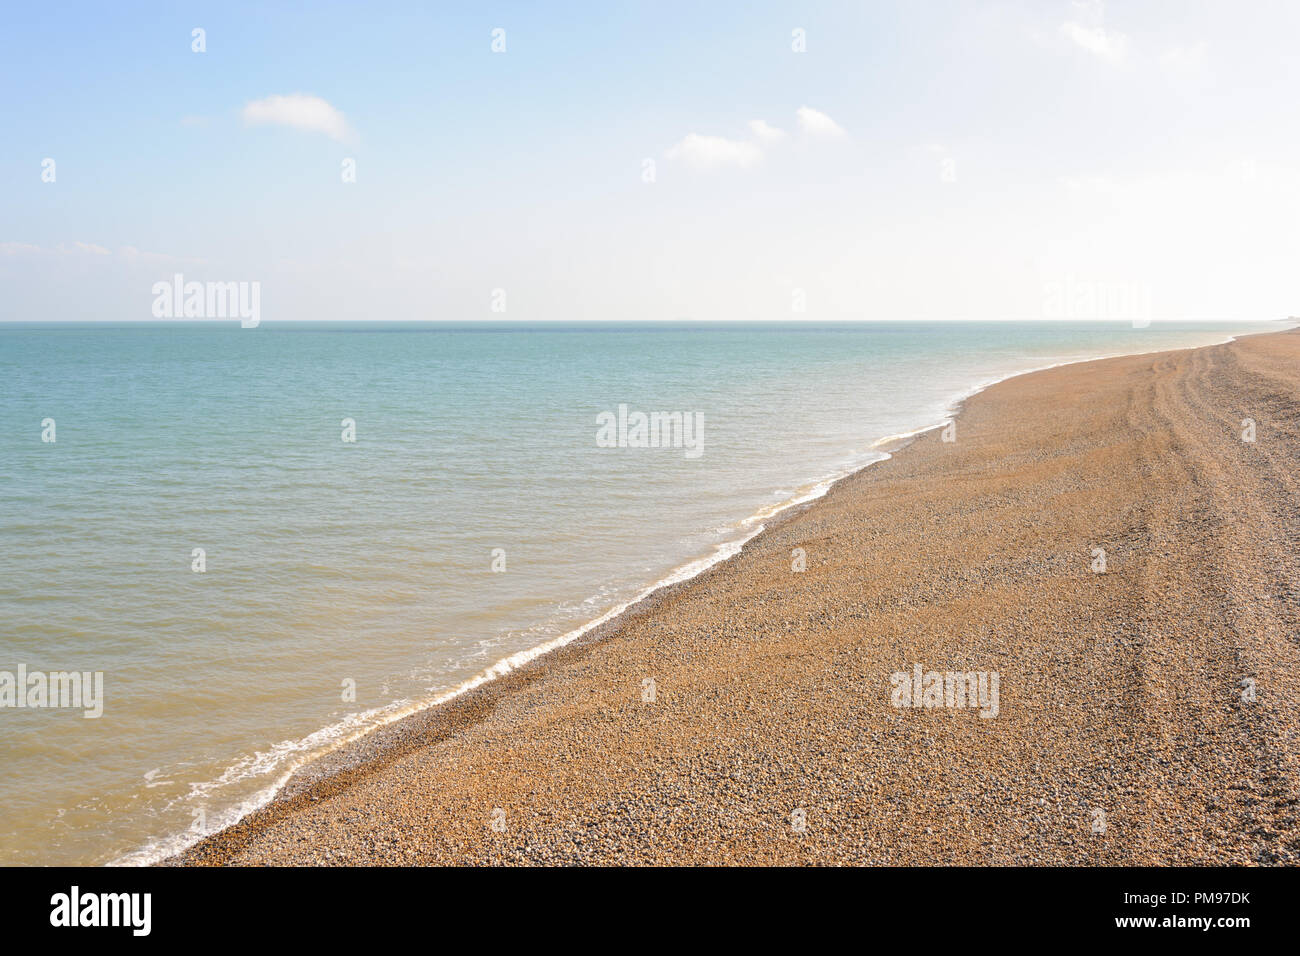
[173,329,1300,866]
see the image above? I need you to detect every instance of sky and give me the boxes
[3,0,1300,322]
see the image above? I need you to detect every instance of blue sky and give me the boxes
[4,0,1300,321]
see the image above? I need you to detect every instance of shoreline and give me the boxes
[165,324,1300,866]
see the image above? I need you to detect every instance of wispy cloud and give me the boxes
[665,133,764,170]
[1060,21,1128,60]
[666,108,844,172]
[1,242,205,265]
[70,241,110,256]
[1059,2,1128,61]
[0,242,42,256]
[2,241,110,257]
[241,93,355,144]
[748,119,787,144]
[118,246,208,266]
[796,106,847,138]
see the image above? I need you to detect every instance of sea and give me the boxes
[0,319,1285,864]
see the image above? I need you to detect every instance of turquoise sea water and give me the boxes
[0,319,1285,864]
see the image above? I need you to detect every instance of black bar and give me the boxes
[0,866,1286,942]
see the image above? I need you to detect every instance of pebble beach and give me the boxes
[171,328,1300,866]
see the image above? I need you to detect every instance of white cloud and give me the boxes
[666,109,845,171]
[70,241,111,256]
[241,93,355,143]
[3,241,111,257]
[748,119,787,144]
[1060,21,1129,60]
[796,106,846,138]
[0,241,42,256]
[665,133,764,170]
[118,246,208,266]
[0,242,204,264]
